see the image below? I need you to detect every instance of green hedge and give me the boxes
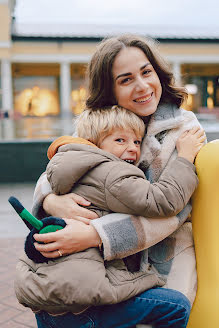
[0,140,52,182]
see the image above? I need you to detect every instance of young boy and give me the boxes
[47,105,204,219]
[15,106,205,316]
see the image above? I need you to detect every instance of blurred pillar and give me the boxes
[60,62,71,115]
[172,62,181,85]
[2,118,15,139]
[1,59,13,111]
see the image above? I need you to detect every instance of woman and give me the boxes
[33,34,203,328]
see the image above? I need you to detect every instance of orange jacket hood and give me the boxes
[47,136,97,160]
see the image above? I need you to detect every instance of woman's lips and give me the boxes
[134,92,153,103]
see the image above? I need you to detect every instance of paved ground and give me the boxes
[0,183,37,327]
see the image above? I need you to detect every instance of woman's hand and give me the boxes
[43,193,98,224]
[33,219,101,258]
[177,127,206,163]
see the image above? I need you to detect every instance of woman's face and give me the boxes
[112,47,162,117]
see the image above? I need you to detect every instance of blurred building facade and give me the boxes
[0,0,219,138]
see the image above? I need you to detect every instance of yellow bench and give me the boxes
[137,140,219,328]
[187,139,219,328]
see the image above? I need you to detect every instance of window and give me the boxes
[182,64,219,112]
[12,63,60,116]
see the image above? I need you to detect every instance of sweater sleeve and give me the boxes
[104,157,198,218]
[32,172,52,219]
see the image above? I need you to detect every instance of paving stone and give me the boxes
[0,183,35,238]
[2,295,25,311]
[1,319,36,328]
[14,309,37,327]
[0,307,22,324]
[0,183,38,327]
[0,238,37,327]
[0,303,8,312]
[0,285,15,301]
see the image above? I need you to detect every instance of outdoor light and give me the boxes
[185,84,198,95]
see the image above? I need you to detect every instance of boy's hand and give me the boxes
[176,127,206,163]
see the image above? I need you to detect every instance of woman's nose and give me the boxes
[135,76,147,92]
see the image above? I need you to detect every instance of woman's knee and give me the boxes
[136,287,191,317]
[139,287,190,308]
[165,288,191,314]
[136,288,191,327]
[153,288,191,325]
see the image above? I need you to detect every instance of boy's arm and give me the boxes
[91,110,203,261]
[91,157,196,261]
[104,157,198,218]
[47,151,83,195]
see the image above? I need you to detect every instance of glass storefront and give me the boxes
[12,63,88,117]
[13,76,60,116]
[12,63,60,116]
[6,61,219,140]
[0,62,89,140]
[182,64,219,112]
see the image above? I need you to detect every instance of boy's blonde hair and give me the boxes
[76,106,145,147]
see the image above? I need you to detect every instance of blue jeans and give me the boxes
[35,287,191,328]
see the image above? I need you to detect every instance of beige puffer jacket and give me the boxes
[15,248,164,315]
[47,139,198,218]
[15,138,198,315]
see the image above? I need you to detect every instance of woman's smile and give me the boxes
[134,92,153,103]
[113,47,162,117]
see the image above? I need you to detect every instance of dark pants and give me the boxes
[35,287,191,328]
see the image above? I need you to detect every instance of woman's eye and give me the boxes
[121,77,131,84]
[143,69,151,76]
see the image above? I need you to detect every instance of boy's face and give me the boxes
[99,128,142,164]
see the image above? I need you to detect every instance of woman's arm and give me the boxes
[33,158,194,260]
[43,193,98,224]
[33,197,190,261]
[32,172,98,223]
[32,172,100,258]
